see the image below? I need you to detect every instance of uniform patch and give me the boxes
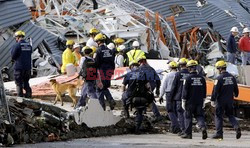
[214,80,218,85]
[183,79,186,85]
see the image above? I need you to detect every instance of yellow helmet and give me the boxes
[94,33,106,41]
[129,60,139,66]
[169,61,178,68]
[89,28,99,34]
[215,60,227,69]
[178,58,188,65]
[114,38,125,44]
[82,46,93,54]
[66,40,75,46]
[90,46,97,53]
[187,60,198,67]
[14,30,25,37]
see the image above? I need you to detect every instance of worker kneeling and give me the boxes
[181,60,207,139]
[122,61,154,134]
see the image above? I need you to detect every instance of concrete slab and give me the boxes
[72,99,121,128]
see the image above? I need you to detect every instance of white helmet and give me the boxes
[243,28,250,34]
[107,43,115,50]
[73,43,80,49]
[132,41,140,47]
[230,27,239,33]
[117,45,125,52]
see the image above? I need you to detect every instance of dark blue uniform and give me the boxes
[122,68,149,132]
[11,40,32,98]
[169,68,189,132]
[182,71,207,136]
[138,64,161,117]
[95,44,115,110]
[211,72,239,136]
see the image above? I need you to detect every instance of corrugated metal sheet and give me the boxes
[0,21,61,78]
[0,0,31,29]
[131,0,208,33]
[45,34,62,65]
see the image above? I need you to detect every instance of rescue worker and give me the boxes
[211,60,241,139]
[226,27,239,64]
[87,28,99,47]
[76,46,98,108]
[114,37,125,47]
[73,43,82,66]
[181,60,207,139]
[90,46,97,58]
[126,41,145,67]
[159,61,181,134]
[61,40,76,74]
[122,60,152,134]
[239,28,250,65]
[137,55,162,121]
[11,31,32,98]
[94,33,116,110]
[115,45,125,68]
[169,58,189,135]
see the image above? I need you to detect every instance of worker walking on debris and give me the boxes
[169,58,190,136]
[239,28,250,66]
[122,60,154,134]
[181,60,207,139]
[115,45,125,68]
[11,31,32,98]
[87,28,99,48]
[211,60,241,139]
[61,40,76,74]
[126,41,145,66]
[76,46,98,108]
[137,55,162,121]
[94,33,116,110]
[226,27,239,64]
[159,61,180,134]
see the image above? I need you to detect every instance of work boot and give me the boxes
[178,131,185,136]
[152,115,163,123]
[212,134,223,139]
[109,100,116,110]
[181,134,192,139]
[170,127,181,134]
[202,129,208,140]
[236,128,241,139]
[121,108,130,118]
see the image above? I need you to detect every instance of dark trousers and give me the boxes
[14,70,32,98]
[76,81,98,107]
[166,93,179,129]
[175,100,185,131]
[184,104,206,135]
[215,102,239,135]
[96,87,114,110]
[135,107,145,130]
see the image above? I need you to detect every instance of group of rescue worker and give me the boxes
[10,29,241,140]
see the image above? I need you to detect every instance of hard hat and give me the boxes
[230,27,239,33]
[89,28,99,34]
[169,61,178,68]
[117,45,125,52]
[107,43,115,50]
[94,33,106,41]
[66,40,75,46]
[90,46,97,53]
[187,60,198,67]
[215,60,227,69]
[132,41,140,47]
[129,60,139,66]
[14,30,25,37]
[178,58,188,65]
[243,28,250,34]
[114,38,125,44]
[82,46,93,54]
[73,43,80,49]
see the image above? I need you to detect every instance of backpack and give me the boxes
[80,57,96,80]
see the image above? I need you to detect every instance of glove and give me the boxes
[203,100,206,109]
[155,89,160,97]
[159,97,163,104]
[182,100,186,111]
[211,101,216,107]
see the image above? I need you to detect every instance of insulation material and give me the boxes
[206,42,224,60]
[158,39,170,59]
